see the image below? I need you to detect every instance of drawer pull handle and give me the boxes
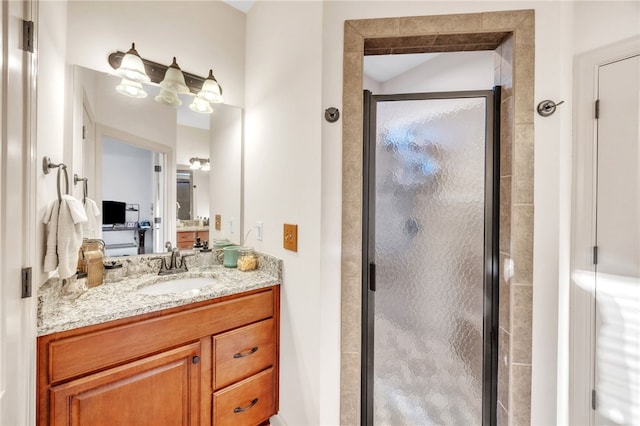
[234,398,259,413]
[234,346,259,358]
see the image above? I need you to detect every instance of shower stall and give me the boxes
[361,89,500,425]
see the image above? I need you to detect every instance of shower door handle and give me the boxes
[369,262,376,291]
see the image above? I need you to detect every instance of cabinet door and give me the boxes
[50,343,201,426]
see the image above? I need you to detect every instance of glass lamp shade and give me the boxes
[115,78,148,98]
[115,43,150,83]
[154,88,182,107]
[189,158,201,170]
[159,57,189,94]
[196,70,223,103]
[201,160,211,172]
[189,97,213,114]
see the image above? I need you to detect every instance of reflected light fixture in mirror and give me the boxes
[189,157,210,171]
[115,78,147,98]
[108,44,223,113]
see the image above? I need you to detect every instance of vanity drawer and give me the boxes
[213,368,275,426]
[177,231,196,243]
[45,290,274,384]
[213,318,275,390]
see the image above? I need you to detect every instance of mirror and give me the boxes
[73,65,243,256]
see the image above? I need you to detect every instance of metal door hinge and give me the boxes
[154,217,161,224]
[593,246,599,265]
[592,389,597,410]
[595,99,600,119]
[82,125,87,140]
[154,165,162,172]
[21,267,32,298]
[22,20,34,53]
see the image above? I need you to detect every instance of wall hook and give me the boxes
[537,99,564,117]
[324,107,340,123]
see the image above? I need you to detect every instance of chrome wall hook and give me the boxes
[537,99,565,117]
[324,107,340,123]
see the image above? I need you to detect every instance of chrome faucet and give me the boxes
[158,246,190,275]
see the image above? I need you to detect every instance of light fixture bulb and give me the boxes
[115,43,150,83]
[189,96,213,114]
[154,88,182,106]
[196,69,223,103]
[189,158,201,170]
[201,160,211,172]
[159,57,189,94]
[115,78,148,98]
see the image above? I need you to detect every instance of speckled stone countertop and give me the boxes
[37,250,281,337]
[176,225,210,232]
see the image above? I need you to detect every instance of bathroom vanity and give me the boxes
[37,251,281,426]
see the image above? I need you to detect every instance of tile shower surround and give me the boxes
[340,10,534,426]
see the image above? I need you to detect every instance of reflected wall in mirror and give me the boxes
[73,65,243,256]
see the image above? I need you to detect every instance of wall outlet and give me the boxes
[256,221,263,241]
[214,214,221,231]
[283,224,298,252]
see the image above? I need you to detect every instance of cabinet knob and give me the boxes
[192,356,200,364]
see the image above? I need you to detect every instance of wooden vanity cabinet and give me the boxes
[177,230,210,249]
[37,286,280,426]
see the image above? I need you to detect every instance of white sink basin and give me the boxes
[137,277,217,295]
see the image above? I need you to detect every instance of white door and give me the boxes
[594,54,640,426]
[0,0,37,425]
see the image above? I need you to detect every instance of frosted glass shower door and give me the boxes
[363,91,497,426]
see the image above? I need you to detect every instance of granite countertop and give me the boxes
[176,225,210,232]
[38,251,281,337]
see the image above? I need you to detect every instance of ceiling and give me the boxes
[223,0,255,14]
[364,53,442,83]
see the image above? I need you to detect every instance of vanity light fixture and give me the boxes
[114,43,151,83]
[189,157,210,171]
[196,70,223,104]
[108,44,224,113]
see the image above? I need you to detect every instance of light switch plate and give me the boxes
[214,215,221,231]
[283,224,298,252]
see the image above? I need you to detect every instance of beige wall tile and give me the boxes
[511,285,533,364]
[515,15,535,48]
[513,42,535,125]
[341,276,362,353]
[500,98,513,178]
[348,18,399,37]
[499,251,511,331]
[512,205,534,284]
[399,13,482,35]
[500,177,512,254]
[481,10,531,31]
[498,327,511,410]
[341,352,362,426]
[511,364,532,426]
[498,401,509,426]
[513,123,534,204]
[341,199,363,279]
[344,22,364,54]
[500,36,514,98]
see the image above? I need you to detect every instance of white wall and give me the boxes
[65,1,246,108]
[376,50,495,94]
[36,0,68,285]
[209,104,242,242]
[245,2,324,424]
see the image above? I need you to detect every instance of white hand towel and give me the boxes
[82,198,101,239]
[43,196,87,279]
